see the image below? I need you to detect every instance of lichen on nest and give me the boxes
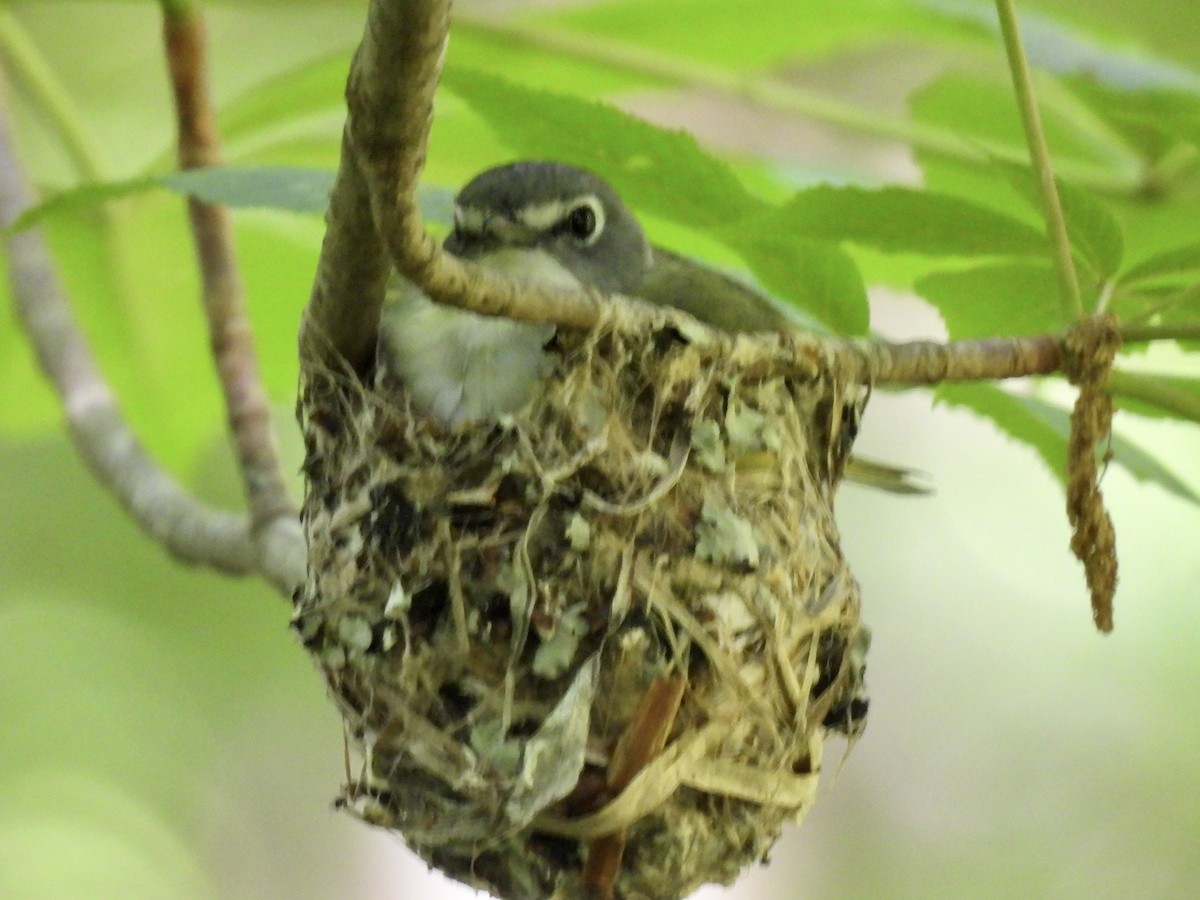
[295,315,871,899]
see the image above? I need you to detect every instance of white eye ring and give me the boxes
[562,196,605,246]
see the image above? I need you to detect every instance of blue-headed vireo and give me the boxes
[378,161,926,493]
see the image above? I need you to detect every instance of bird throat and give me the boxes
[380,248,576,424]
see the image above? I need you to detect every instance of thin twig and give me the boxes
[0,73,258,578]
[995,0,1084,322]
[161,5,302,594]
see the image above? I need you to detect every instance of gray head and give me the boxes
[444,161,652,295]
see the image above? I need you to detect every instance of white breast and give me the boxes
[377,248,575,424]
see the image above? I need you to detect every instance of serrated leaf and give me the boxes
[937,384,1200,505]
[777,184,1048,257]
[916,262,1062,339]
[936,382,1067,475]
[440,66,759,229]
[1018,395,1200,505]
[723,229,869,335]
[999,162,1124,280]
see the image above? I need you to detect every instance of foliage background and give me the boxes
[1,1,1198,897]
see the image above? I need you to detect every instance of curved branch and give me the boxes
[309,0,1073,393]
[0,77,258,578]
[162,7,303,594]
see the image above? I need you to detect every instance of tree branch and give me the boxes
[0,74,259,579]
[308,0,1074,393]
[162,5,303,594]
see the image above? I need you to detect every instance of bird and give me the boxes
[377,160,928,494]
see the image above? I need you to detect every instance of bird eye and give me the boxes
[564,201,602,245]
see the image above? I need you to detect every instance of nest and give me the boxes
[295,315,871,899]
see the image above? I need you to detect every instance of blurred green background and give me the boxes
[2,1,1199,898]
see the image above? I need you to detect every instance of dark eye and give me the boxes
[565,203,598,242]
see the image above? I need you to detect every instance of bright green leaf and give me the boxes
[214,52,352,152]
[916,262,1062,339]
[777,184,1048,257]
[1121,240,1200,286]
[542,0,943,71]
[999,162,1124,280]
[936,382,1066,475]
[723,230,869,334]
[1067,79,1200,153]
[440,66,759,229]
[6,176,158,233]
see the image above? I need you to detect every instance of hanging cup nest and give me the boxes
[295,314,871,899]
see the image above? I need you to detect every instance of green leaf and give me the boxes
[916,262,1062,339]
[440,66,760,229]
[1109,375,1200,422]
[936,382,1066,475]
[723,229,869,334]
[937,383,1200,505]
[1067,79,1200,153]
[163,167,335,215]
[6,176,159,233]
[999,162,1124,280]
[8,167,458,233]
[776,184,1048,257]
[543,0,944,72]
[1018,395,1200,505]
[215,52,352,149]
[910,0,1200,91]
[1121,240,1200,286]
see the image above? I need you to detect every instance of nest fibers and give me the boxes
[296,313,871,899]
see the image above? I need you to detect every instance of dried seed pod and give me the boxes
[296,319,870,899]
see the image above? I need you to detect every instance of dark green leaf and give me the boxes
[777,184,1048,257]
[916,262,1062,339]
[440,66,760,229]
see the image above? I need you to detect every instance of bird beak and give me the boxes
[442,230,468,257]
